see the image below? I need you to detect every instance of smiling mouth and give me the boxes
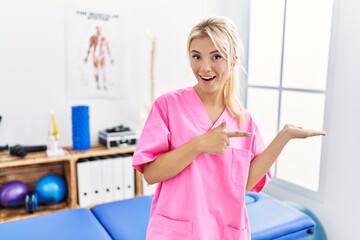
[200,76,216,81]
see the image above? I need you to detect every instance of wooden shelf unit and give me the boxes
[0,145,140,223]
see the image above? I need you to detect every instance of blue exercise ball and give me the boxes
[0,180,29,208]
[35,174,67,205]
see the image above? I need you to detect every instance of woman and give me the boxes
[133,16,325,240]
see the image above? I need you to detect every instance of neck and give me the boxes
[194,85,225,108]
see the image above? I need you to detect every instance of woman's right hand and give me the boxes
[196,120,252,154]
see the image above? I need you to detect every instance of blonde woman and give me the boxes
[133,16,325,240]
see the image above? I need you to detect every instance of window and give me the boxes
[246,0,333,192]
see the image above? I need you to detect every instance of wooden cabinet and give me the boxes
[0,145,141,223]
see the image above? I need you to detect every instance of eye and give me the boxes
[212,54,223,61]
[192,54,201,60]
[213,54,223,61]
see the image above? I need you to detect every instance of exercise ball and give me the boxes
[35,174,67,205]
[0,180,29,208]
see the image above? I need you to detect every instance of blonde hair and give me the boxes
[187,16,245,125]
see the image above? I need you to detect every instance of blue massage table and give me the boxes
[0,208,112,240]
[0,193,315,239]
[245,192,315,239]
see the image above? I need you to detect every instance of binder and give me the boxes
[142,176,157,196]
[112,154,125,201]
[89,157,103,205]
[76,158,92,207]
[100,155,114,203]
[123,153,135,199]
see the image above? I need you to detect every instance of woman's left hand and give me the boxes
[282,124,326,139]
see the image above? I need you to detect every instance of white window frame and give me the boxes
[245,0,335,201]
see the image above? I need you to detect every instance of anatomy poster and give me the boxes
[65,9,125,99]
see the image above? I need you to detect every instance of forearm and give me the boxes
[143,120,253,184]
[106,45,112,58]
[246,129,291,191]
[143,138,202,184]
[85,48,91,59]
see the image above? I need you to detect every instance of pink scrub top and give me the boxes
[133,86,271,240]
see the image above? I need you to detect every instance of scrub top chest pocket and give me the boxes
[230,148,252,188]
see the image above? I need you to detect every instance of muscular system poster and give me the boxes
[65,8,125,99]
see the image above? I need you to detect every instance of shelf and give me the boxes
[0,202,69,223]
[0,145,139,223]
[66,144,135,158]
[0,151,72,168]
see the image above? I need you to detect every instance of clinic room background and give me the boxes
[0,0,359,239]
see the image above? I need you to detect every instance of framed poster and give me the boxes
[65,9,125,99]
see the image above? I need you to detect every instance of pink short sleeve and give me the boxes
[250,124,272,192]
[132,98,170,173]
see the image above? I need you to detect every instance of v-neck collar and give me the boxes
[189,86,234,131]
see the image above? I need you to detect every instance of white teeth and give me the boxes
[201,76,215,80]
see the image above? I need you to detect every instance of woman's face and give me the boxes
[189,37,229,95]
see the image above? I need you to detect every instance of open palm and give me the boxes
[283,124,326,139]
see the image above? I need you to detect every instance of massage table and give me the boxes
[0,193,316,239]
[246,192,315,239]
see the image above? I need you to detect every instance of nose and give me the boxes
[200,59,212,72]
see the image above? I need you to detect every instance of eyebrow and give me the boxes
[190,50,220,54]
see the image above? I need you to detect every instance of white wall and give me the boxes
[0,0,225,146]
[258,0,360,239]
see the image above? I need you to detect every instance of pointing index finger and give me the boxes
[226,131,252,138]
